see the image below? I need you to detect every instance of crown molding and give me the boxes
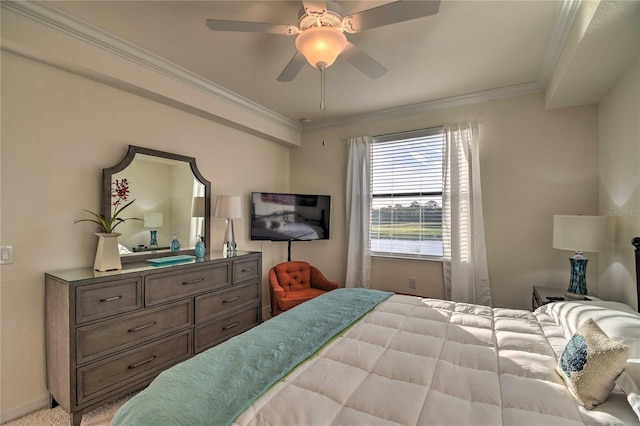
[1,0,301,133]
[536,0,582,89]
[304,82,542,131]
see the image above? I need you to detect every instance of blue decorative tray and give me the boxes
[146,255,195,265]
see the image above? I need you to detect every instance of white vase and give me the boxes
[94,233,122,272]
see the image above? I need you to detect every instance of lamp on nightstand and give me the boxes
[553,215,605,298]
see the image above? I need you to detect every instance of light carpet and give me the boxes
[3,394,133,426]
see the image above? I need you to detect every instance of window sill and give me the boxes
[371,253,443,262]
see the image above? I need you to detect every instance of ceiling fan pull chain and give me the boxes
[320,64,326,146]
[320,63,326,111]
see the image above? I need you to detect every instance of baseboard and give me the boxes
[1,392,50,423]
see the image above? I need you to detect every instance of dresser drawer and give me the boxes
[145,262,230,306]
[76,300,192,365]
[195,281,259,324]
[194,306,259,353]
[233,256,259,284]
[76,278,142,324]
[77,330,191,405]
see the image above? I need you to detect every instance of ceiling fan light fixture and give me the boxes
[295,26,347,68]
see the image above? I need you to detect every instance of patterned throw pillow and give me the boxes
[557,318,630,409]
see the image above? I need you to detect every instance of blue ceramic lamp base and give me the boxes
[565,254,589,298]
[149,229,158,247]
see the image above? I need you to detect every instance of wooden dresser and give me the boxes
[45,251,261,426]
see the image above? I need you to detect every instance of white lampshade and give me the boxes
[214,195,243,219]
[191,196,205,218]
[143,212,163,228]
[553,215,605,252]
[295,26,347,68]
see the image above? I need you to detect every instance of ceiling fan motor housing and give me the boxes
[298,1,345,31]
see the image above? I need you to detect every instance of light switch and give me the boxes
[1,246,13,265]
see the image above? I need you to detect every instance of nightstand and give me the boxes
[532,286,600,310]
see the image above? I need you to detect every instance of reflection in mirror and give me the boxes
[102,146,211,263]
[113,155,204,252]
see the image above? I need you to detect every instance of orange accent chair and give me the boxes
[269,261,339,316]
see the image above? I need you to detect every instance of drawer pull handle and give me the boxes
[182,278,204,285]
[128,322,156,333]
[222,322,240,331]
[99,296,122,302]
[128,356,156,369]
[222,296,240,304]
[241,268,253,272]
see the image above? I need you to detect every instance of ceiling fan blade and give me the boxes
[277,52,308,82]
[206,19,297,35]
[341,42,387,79]
[302,1,328,15]
[343,1,441,33]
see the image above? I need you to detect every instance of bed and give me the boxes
[111,239,640,426]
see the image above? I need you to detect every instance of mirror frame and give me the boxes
[102,145,211,263]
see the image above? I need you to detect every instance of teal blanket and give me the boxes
[111,288,392,426]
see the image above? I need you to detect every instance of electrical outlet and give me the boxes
[409,277,417,289]
[1,246,13,265]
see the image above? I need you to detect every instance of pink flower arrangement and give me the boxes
[75,179,141,233]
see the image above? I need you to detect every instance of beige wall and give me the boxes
[598,58,640,310]
[292,92,599,310]
[0,50,291,421]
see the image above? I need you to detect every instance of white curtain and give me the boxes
[345,136,372,288]
[442,122,492,306]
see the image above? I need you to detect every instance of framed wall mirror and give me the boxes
[102,145,211,263]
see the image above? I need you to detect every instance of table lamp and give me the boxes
[553,215,605,298]
[214,195,243,255]
[143,212,163,248]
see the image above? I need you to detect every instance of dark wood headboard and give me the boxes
[633,237,640,312]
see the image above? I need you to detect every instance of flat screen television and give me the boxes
[250,192,330,241]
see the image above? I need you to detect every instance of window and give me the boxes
[370,127,444,259]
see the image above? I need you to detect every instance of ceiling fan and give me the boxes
[206,1,441,82]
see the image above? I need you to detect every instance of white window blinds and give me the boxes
[370,127,444,258]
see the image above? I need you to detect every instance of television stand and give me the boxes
[288,239,293,261]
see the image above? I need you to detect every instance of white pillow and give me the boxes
[539,301,640,357]
[539,301,638,341]
[557,318,629,409]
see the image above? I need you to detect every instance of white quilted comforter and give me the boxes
[234,294,637,426]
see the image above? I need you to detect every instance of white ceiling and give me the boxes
[47,0,639,126]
